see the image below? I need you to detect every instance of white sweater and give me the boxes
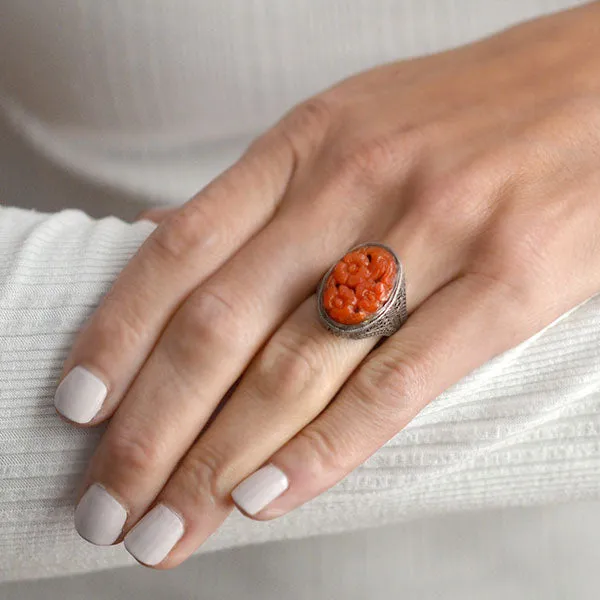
[1,0,598,587]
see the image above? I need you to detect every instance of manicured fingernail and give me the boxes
[231,464,289,516]
[124,505,184,566]
[54,366,107,424]
[74,484,127,545]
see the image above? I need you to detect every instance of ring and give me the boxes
[317,243,407,339]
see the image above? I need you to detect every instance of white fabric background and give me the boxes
[2,0,600,598]
[2,197,600,594]
[0,0,590,207]
[2,502,600,600]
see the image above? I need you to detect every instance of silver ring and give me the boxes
[317,243,407,339]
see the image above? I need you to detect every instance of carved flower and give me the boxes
[355,280,390,313]
[322,281,363,324]
[322,245,397,325]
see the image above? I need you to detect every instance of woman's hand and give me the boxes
[55,3,600,568]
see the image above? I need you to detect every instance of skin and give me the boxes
[58,2,600,568]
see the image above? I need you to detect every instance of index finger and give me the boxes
[54,129,295,425]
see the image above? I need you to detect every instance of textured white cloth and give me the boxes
[2,205,600,583]
[1,0,599,590]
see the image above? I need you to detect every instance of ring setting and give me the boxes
[317,243,407,339]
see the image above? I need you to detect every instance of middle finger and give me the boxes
[72,170,401,546]
[122,216,455,567]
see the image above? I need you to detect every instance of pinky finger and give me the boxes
[231,273,537,519]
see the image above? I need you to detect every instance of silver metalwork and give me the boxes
[317,243,407,339]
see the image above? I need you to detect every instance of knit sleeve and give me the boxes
[1,205,600,582]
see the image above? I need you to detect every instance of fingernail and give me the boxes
[74,484,127,545]
[231,464,289,516]
[124,505,184,566]
[54,366,107,424]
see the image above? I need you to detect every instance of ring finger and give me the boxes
[120,216,458,567]
[71,164,405,547]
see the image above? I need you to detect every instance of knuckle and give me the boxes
[106,429,165,477]
[393,126,426,166]
[176,447,227,502]
[283,97,332,140]
[355,354,426,418]
[416,162,499,231]
[334,137,398,185]
[167,288,243,359]
[418,172,469,214]
[296,424,346,475]
[75,299,146,360]
[474,217,550,303]
[147,199,223,263]
[188,287,238,327]
[254,331,326,400]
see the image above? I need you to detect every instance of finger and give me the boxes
[72,171,394,549]
[54,129,295,425]
[121,300,368,567]
[135,207,177,224]
[230,272,537,520]
[72,109,429,550]
[119,220,459,568]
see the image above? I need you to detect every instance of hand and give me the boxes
[55,3,600,568]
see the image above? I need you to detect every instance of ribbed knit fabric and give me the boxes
[1,0,599,587]
[1,205,600,581]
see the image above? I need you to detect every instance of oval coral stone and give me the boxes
[322,245,397,325]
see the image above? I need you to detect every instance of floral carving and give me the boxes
[322,245,397,325]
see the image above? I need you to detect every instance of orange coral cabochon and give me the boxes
[321,245,398,325]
